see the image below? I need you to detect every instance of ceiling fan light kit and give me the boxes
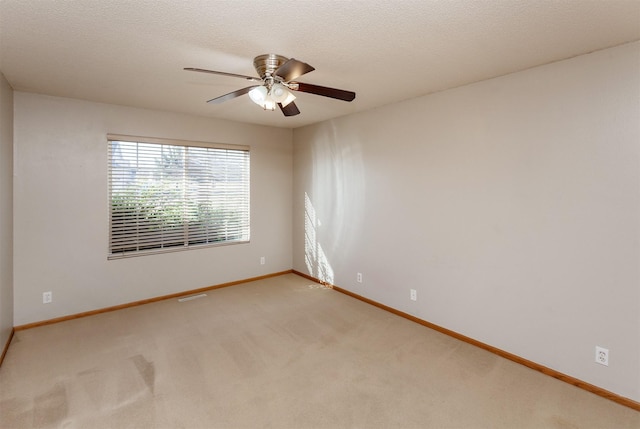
[185,53,356,117]
[248,86,274,110]
[248,83,296,111]
[270,83,296,106]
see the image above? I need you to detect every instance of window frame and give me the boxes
[107,134,250,259]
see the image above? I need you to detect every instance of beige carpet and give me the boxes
[0,273,638,428]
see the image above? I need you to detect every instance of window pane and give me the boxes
[108,138,250,258]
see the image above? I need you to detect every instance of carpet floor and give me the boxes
[0,273,638,428]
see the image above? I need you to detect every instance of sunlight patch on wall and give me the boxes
[305,192,334,285]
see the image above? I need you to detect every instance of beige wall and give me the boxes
[0,72,13,350]
[13,93,293,326]
[293,42,640,401]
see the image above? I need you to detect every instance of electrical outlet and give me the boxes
[410,289,417,301]
[595,346,609,366]
[357,273,363,283]
[43,291,52,304]
[260,256,265,265]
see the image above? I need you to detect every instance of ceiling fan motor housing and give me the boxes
[253,54,288,80]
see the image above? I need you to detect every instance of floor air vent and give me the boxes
[178,293,207,302]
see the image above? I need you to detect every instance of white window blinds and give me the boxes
[108,135,250,258]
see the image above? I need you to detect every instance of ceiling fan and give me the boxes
[185,54,356,117]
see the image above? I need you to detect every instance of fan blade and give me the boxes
[274,59,315,82]
[207,86,260,104]
[291,82,356,102]
[184,67,261,82]
[278,101,300,117]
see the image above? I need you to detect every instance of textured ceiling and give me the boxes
[1,0,639,129]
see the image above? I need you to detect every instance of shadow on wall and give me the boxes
[303,121,366,286]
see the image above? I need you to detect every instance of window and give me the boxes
[108,135,250,258]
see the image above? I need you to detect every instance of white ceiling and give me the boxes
[1,1,639,129]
